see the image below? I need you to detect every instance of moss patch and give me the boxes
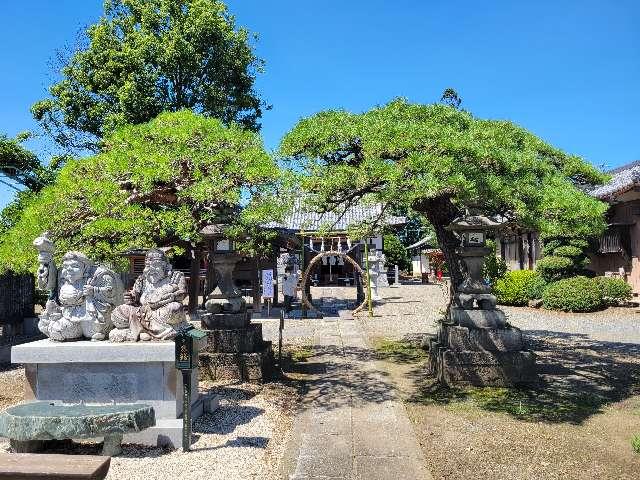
[373,339,427,364]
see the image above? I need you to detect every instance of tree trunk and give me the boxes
[413,195,464,292]
[188,247,201,313]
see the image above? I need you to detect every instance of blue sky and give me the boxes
[1,0,639,209]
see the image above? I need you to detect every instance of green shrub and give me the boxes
[536,255,573,282]
[494,270,546,306]
[595,277,633,306]
[553,245,582,258]
[632,435,640,454]
[483,251,508,285]
[542,276,603,312]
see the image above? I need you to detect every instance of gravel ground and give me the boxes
[105,381,300,480]
[0,364,24,410]
[0,371,301,480]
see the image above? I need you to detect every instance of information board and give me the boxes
[262,269,274,298]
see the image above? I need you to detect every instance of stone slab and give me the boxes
[450,307,507,329]
[0,453,111,480]
[0,402,155,441]
[12,339,177,364]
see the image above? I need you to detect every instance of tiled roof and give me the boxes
[265,199,405,232]
[591,161,640,200]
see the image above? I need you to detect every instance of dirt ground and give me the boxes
[372,334,640,480]
[0,364,24,411]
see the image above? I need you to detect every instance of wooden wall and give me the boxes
[0,272,35,325]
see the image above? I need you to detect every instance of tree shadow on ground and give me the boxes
[405,330,640,425]
[191,436,269,452]
[272,343,398,410]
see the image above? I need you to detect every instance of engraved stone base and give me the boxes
[200,311,249,330]
[428,320,537,387]
[199,343,273,383]
[202,324,265,353]
[450,307,507,329]
[429,345,537,386]
[10,339,206,447]
[446,325,524,352]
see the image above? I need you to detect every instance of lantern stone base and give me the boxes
[199,311,273,383]
[428,321,537,387]
[9,339,218,448]
[199,344,273,383]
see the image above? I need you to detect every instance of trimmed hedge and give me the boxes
[536,255,573,282]
[494,270,546,306]
[542,276,603,312]
[595,277,633,306]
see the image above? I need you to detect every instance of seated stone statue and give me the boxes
[34,233,124,341]
[109,249,187,342]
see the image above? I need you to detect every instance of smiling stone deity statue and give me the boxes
[34,233,124,341]
[109,249,187,342]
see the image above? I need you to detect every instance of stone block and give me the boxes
[199,342,272,383]
[440,349,537,386]
[450,307,507,329]
[200,312,249,330]
[446,325,524,352]
[202,323,264,353]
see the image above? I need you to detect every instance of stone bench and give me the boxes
[0,402,155,456]
[0,453,111,480]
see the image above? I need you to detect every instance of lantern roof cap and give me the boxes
[445,214,502,232]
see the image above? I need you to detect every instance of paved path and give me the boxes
[281,311,431,480]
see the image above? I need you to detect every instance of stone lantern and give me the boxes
[446,214,501,311]
[201,223,246,316]
[427,214,536,387]
[198,223,272,383]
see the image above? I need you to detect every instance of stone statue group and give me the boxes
[34,232,187,342]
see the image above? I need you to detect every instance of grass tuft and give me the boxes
[411,382,607,424]
[374,339,427,363]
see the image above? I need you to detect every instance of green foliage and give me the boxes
[383,233,410,271]
[0,190,37,236]
[542,276,604,312]
[553,245,582,258]
[0,110,280,274]
[279,99,608,277]
[595,277,633,306]
[632,434,640,454]
[494,270,546,306]
[32,0,266,151]
[538,236,592,282]
[0,133,53,191]
[536,255,574,282]
[483,239,508,285]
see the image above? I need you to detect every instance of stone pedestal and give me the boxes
[429,297,537,387]
[9,339,218,448]
[199,312,272,383]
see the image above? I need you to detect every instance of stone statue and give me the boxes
[110,249,187,342]
[375,251,390,288]
[34,233,124,341]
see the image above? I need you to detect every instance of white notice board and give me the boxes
[262,269,274,299]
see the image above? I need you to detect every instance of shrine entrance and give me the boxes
[300,251,369,316]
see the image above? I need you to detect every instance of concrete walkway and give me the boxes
[281,311,432,480]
